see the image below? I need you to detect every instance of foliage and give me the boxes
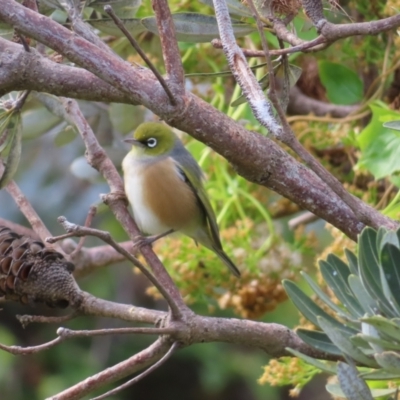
[283,226,400,399]
[1,0,400,399]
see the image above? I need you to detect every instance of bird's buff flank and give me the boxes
[122,122,240,277]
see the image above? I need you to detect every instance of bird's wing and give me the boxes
[173,158,223,250]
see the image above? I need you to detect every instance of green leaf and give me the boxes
[88,18,145,37]
[53,125,78,147]
[286,348,337,374]
[319,257,364,318]
[296,329,342,355]
[356,104,400,180]
[0,112,22,189]
[199,0,253,17]
[318,61,363,105]
[142,13,256,43]
[89,0,141,17]
[318,317,378,367]
[283,280,358,335]
[375,351,400,373]
[336,362,374,400]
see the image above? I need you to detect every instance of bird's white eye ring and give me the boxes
[147,138,157,148]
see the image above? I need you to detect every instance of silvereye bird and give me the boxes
[122,122,240,277]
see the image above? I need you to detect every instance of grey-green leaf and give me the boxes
[359,228,395,317]
[296,329,342,355]
[348,275,378,315]
[142,13,255,43]
[320,257,364,318]
[383,120,400,131]
[337,361,374,400]
[318,317,378,367]
[286,348,337,374]
[326,383,395,399]
[361,316,400,342]
[300,271,355,322]
[375,351,400,373]
[283,280,358,335]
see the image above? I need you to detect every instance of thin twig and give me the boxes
[70,204,97,257]
[104,5,177,106]
[0,337,64,355]
[48,338,171,400]
[91,341,180,400]
[47,216,181,314]
[0,161,57,248]
[57,326,177,338]
[151,0,185,90]
[17,311,80,328]
[212,35,327,57]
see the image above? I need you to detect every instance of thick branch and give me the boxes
[0,1,394,238]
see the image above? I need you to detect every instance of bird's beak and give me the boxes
[124,138,144,147]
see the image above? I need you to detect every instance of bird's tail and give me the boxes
[213,246,241,278]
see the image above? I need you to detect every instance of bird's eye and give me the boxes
[146,138,157,148]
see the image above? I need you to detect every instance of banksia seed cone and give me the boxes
[0,226,82,308]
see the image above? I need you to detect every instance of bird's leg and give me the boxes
[133,229,174,249]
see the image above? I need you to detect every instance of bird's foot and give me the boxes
[132,229,174,250]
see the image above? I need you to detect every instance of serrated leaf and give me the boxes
[286,348,337,374]
[199,0,253,17]
[359,228,395,317]
[356,104,400,180]
[320,257,364,318]
[88,18,145,37]
[296,329,342,355]
[375,351,400,373]
[89,0,141,17]
[361,316,400,342]
[283,280,358,335]
[318,317,378,367]
[0,112,22,189]
[336,362,374,400]
[301,271,355,321]
[319,61,363,105]
[348,275,378,315]
[142,13,255,43]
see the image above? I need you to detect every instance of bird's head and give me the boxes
[125,122,177,158]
